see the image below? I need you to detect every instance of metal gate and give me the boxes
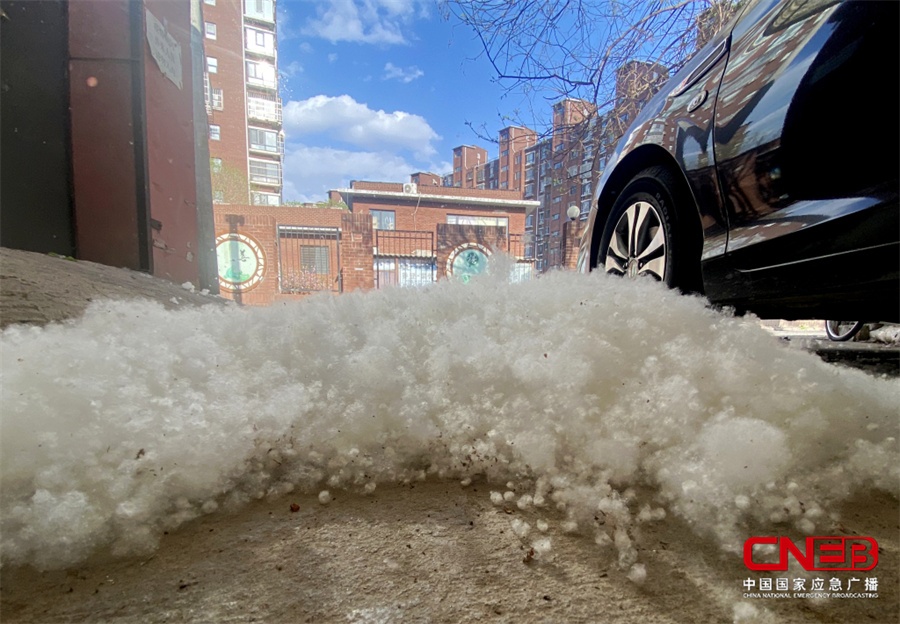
[508,233,535,282]
[374,229,436,289]
[277,225,342,293]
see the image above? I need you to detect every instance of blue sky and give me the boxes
[276,0,533,202]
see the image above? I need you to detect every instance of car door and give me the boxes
[707,0,899,309]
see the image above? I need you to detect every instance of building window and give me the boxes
[251,192,280,206]
[211,87,224,110]
[526,152,535,164]
[204,0,215,5]
[552,213,560,220]
[209,124,221,141]
[211,157,223,173]
[207,57,218,73]
[371,210,396,230]
[246,60,277,89]
[581,199,592,219]
[526,214,534,228]
[213,190,225,203]
[285,245,331,291]
[204,22,217,40]
[249,159,281,185]
[302,247,330,277]
[500,166,508,172]
[249,127,279,153]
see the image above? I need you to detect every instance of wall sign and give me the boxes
[145,8,183,90]
[215,233,265,291]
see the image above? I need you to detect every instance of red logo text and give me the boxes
[743,536,878,572]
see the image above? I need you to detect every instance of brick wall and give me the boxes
[214,211,277,306]
[340,213,374,292]
[437,224,512,279]
[563,220,584,270]
[411,172,442,187]
[348,199,525,235]
[211,199,530,304]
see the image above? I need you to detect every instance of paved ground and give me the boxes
[0,248,228,330]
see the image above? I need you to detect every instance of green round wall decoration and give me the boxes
[215,233,265,292]
[446,243,491,284]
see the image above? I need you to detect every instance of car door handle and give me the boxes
[672,36,731,98]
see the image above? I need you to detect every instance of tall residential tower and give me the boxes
[201,0,283,206]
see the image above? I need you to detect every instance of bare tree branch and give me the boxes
[441,0,741,135]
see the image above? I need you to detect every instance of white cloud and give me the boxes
[282,145,451,203]
[280,61,304,79]
[327,53,339,63]
[282,145,416,202]
[283,94,440,159]
[383,62,423,83]
[302,0,428,45]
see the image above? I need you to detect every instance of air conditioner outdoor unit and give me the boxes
[403,183,418,194]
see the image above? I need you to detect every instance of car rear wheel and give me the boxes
[824,320,864,342]
[598,166,699,291]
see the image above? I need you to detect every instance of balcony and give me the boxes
[247,95,282,124]
[246,60,277,90]
[248,127,284,156]
[251,191,280,206]
[249,158,282,187]
[245,26,275,58]
[244,0,274,24]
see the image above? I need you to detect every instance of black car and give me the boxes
[577,0,898,321]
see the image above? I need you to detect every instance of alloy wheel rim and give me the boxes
[604,201,667,280]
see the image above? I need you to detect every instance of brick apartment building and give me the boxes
[448,126,538,192]
[201,0,283,207]
[212,183,539,305]
[525,62,668,273]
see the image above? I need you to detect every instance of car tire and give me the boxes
[598,166,700,291]
[824,320,864,342]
